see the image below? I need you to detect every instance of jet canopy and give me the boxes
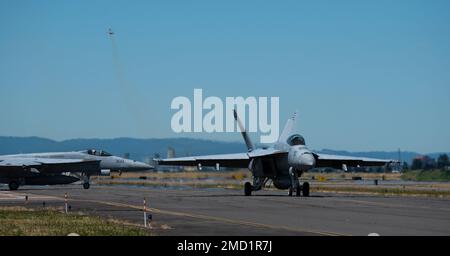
[83,149,112,157]
[287,134,305,146]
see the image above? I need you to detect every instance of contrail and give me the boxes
[110,34,126,88]
[108,29,147,136]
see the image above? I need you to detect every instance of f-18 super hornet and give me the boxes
[0,149,152,190]
[158,110,398,196]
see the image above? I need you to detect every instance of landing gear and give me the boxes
[288,184,302,197]
[8,181,19,191]
[289,167,311,197]
[244,182,252,196]
[302,182,310,197]
[82,173,91,190]
[296,183,301,197]
[243,177,267,196]
[290,183,309,197]
[83,182,90,190]
[73,172,92,190]
[289,167,301,197]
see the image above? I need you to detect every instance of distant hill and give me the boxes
[0,136,447,164]
[0,136,246,162]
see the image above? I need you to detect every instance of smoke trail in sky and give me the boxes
[109,30,147,136]
[110,34,127,89]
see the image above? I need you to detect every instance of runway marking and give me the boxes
[77,198,346,236]
[12,190,346,236]
[13,186,450,235]
[326,197,450,212]
[257,194,450,213]
[116,185,450,212]
[6,186,449,212]
[92,185,450,213]
[0,191,59,201]
[257,194,450,212]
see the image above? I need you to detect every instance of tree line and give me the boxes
[405,154,449,171]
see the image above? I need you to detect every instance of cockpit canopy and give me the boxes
[84,149,112,157]
[287,134,305,146]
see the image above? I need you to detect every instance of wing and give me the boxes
[313,153,398,169]
[157,153,250,168]
[0,158,101,175]
[157,149,286,168]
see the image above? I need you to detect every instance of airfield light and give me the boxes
[143,198,147,227]
[64,193,68,214]
[143,198,153,229]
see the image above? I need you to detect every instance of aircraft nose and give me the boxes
[300,153,316,167]
[128,159,152,170]
[139,162,153,170]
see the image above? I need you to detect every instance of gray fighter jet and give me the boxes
[157,110,398,196]
[0,149,152,190]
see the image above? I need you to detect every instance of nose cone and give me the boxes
[125,159,153,171]
[300,153,316,168]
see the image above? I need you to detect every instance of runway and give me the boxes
[1,184,449,236]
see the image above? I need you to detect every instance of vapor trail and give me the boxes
[109,31,147,136]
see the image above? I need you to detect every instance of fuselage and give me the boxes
[0,150,152,172]
[0,150,152,189]
[258,136,317,190]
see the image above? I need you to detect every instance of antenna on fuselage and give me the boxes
[233,109,254,152]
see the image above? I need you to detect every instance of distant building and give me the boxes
[167,147,175,158]
[154,147,184,172]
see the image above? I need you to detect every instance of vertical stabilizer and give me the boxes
[277,111,298,146]
[233,109,254,152]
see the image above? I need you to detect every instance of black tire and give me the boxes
[288,187,293,196]
[83,182,90,190]
[302,182,310,197]
[296,184,301,197]
[244,182,252,196]
[8,181,19,191]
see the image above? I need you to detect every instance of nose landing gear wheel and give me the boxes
[302,182,310,197]
[8,181,19,191]
[83,182,90,190]
[244,182,252,196]
[296,184,301,197]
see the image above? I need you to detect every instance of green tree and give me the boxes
[411,158,423,170]
[402,161,409,171]
[437,154,449,169]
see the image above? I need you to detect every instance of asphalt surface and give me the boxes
[1,184,449,236]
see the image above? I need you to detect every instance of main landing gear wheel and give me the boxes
[83,182,90,190]
[288,187,293,196]
[302,182,310,197]
[244,182,252,196]
[8,181,19,191]
[296,184,301,197]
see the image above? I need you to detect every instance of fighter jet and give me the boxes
[108,28,114,36]
[157,110,398,197]
[0,149,152,190]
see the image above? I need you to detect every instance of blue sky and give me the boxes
[0,0,449,153]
